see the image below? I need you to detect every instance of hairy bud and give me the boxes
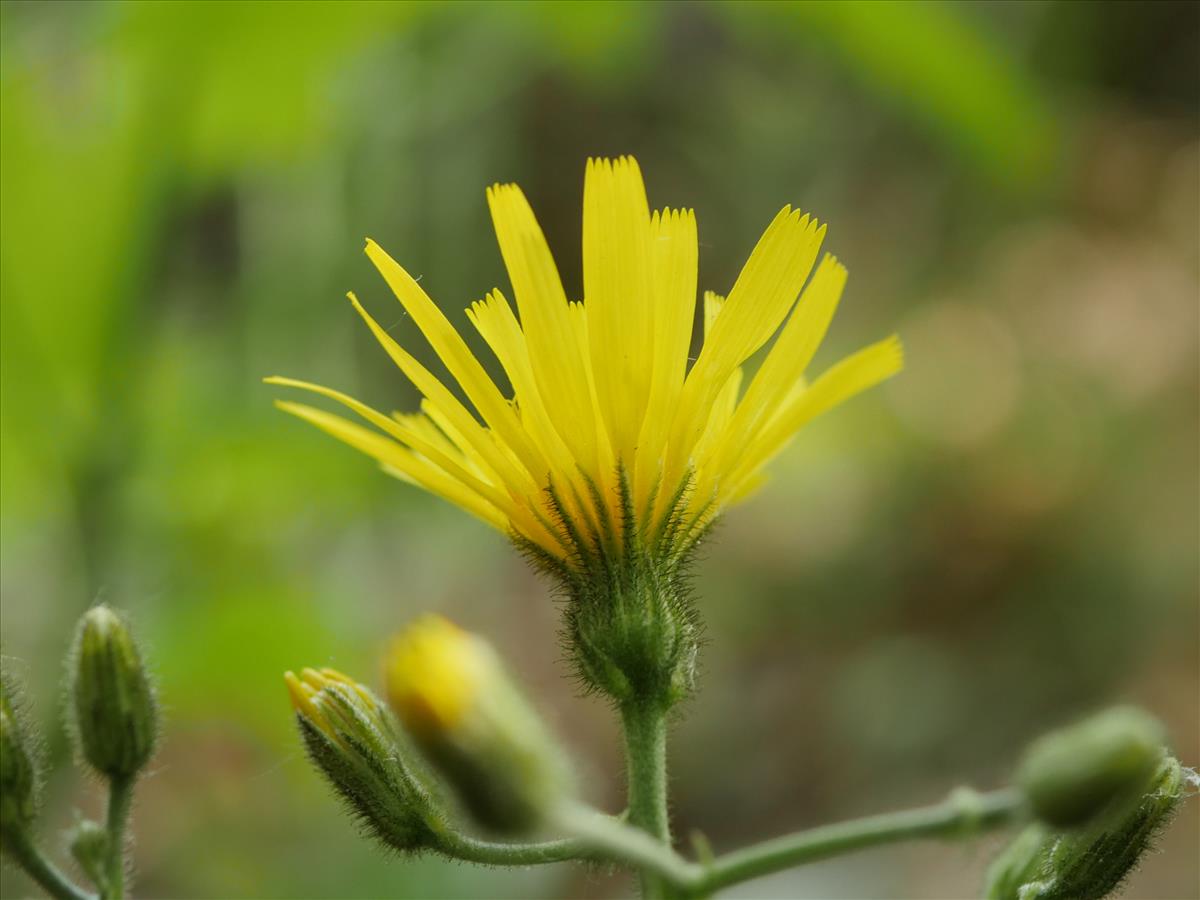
[0,674,39,840]
[988,707,1192,900]
[68,606,158,779]
[286,668,445,852]
[384,615,573,834]
[1017,706,1166,828]
[68,819,111,892]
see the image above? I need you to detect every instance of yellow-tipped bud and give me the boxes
[284,667,445,852]
[384,615,573,834]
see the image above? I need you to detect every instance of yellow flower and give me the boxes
[383,615,573,832]
[267,157,901,577]
[383,616,491,738]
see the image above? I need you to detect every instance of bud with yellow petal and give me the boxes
[384,616,573,834]
[68,606,158,780]
[285,667,446,852]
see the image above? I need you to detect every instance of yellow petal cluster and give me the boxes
[383,615,491,738]
[268,157,901,571]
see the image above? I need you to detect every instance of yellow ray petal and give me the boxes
[569,299,618,515]
[724,334,904,498]
[486,183,598,470]
[708,254,847,476]
[346,291,539,502]
[661,208,825,499]
[363,239,547,483]
[392,409,475,474]
[274,400,509,532]
[634,208,698,516]
[265,376,513,513]
[583,156,654,459]
[467,291,597,529]
[703,290,725,337]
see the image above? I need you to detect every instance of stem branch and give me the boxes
[693,787,1024,895]
[553,804,700,886]
[4,830,95,900]
[436,833,587,866]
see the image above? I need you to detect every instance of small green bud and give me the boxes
[384,615,574,834]
[1017,706,1166,828]
[984,823,1052,900]
[285,668,446,852]
[68,605,158,779]
[68,819,110,891]
[986,756,1190,900]
[0,674,40,840]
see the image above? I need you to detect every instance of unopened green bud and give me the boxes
[983,823,1052,900]
[68,819,110,891]
[285,667,445,851]
[986,756,1190,900]
[0,674,40,839]
[384,615,574,834]
[1017,706,1166,828]
[69,605,158,779]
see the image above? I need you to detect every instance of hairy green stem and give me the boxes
[103,776,134,900]
[691,787,1024,895]
[554,804,700,886]
[437,833,587,866]
[3,830,95,900]
[621,700,672,897]
[444,787,1021,897]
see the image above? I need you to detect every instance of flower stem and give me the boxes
[620,700,672,898]
[4,830,94,900]
[436,833,587,866]
[553,804,700,886]
[692,787,1024,895]
[103,775,134,900]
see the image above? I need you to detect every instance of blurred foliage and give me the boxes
[1,1,1197,898]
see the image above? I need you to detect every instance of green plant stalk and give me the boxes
[620,700,672,898]
[4,830,95,900]
[553,803,700,886]
[692,787,1024,895]
[436,833,587,866]
[550,787,1023,896]
[103,776,134,900]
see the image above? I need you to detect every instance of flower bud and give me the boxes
[68,605,158,779]
[285,667,445,852]
[0,674,39,839]
[1016,706,1166,828]
[384,615,573,834]
[986,756,1190,900]
[68,819,110,891]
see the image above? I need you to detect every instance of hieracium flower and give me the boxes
[268,157,902,705]
[384,615,573,833]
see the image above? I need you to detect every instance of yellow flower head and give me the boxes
[381,615,573,832]
[384,615,491,738]
[267,157,901,581]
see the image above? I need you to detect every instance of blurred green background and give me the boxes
[2,1,1196,897]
